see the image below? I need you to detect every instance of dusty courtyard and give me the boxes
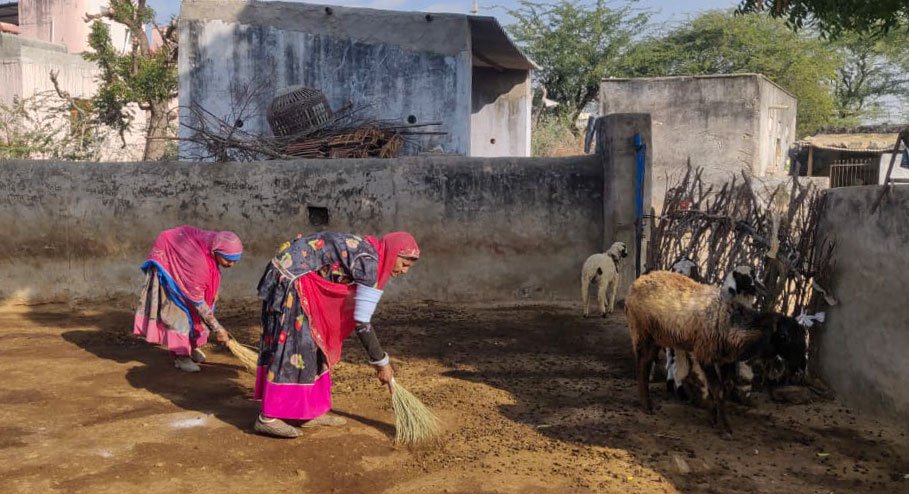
[1,300,906,493]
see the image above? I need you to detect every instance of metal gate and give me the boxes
[829,159,879,188]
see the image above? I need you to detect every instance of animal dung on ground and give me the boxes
[390,378,441,446]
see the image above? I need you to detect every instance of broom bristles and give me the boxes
[391,378,440,446]
[226,338,259,373]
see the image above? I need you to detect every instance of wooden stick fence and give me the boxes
[648,163,836,316]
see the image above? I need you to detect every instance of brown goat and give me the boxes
[625,271,788,434]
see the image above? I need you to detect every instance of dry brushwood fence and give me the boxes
[647,165,836,317]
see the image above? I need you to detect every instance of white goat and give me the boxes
[580,241,628,317]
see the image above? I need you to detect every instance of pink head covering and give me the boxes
[145,226,243,304]
[369,232,420,289]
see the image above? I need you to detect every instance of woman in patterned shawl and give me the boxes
[253,231,420,438]
[134,225,244,372]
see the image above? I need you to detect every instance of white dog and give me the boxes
[580,241,628,317]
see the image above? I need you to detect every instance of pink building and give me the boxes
[14,0,129,54]
[0,0,145,159]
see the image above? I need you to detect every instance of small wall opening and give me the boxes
[307,206,330,226]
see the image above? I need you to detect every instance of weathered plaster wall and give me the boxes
[600,113,652,295]
[470,67,531,157]
[0,156,603,304]
[817,186,909,423]
[879,153,909,184]
[178,0,472,158]
[0,33,97,104]
[756,76,798,177]
[600,74,795,206]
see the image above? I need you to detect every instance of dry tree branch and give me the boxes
[650,163,836,316]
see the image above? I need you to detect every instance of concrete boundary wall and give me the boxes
[817,186,909,423]
[0,156,607,303]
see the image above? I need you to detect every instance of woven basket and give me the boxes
[266,86,333,137]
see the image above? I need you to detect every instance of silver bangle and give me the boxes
[369,353,390,367]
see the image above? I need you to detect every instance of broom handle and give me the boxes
[388,377,396,395]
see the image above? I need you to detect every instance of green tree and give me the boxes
[506,0,649,125]
[0,89,109,161]
[830,29,909,124]
[83,0,177,160]
[737,0,909,36]
[619,11,840,136]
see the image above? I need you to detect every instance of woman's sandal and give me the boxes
[254,415,301,438]
[301,414,347,428]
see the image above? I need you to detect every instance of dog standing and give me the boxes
[581,241,628,317]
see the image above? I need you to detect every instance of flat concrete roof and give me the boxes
[467,15,537,71]
[181,0,536,71]
[602,73,796,99]
[0,31,69,54]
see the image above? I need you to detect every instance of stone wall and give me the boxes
[0,156,604,304]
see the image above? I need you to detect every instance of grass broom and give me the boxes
[225,337,259,373]
[390,377,441,446]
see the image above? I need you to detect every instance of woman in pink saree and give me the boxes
[134,225,243,372]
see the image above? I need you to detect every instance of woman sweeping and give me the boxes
[134,225,243,372]
[254,231,419,438]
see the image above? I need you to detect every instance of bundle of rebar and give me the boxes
[179,99,444,162]
[284,127,404,159]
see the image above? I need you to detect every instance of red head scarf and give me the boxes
[370,231,420,289]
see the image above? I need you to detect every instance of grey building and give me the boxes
[600,74,797,203]
[178,0,535,158]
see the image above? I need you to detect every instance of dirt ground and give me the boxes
[1,300,907,493]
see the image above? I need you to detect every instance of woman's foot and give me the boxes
[174,356,201,372]
[254,415,301,438]
[190,348,206,364]
[301,413,347,428]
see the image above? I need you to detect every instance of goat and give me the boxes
[580,241,628,318]
[669,256,701,282]
[665,264,761,403]
[625,270,806,434]
[664,257,703,399]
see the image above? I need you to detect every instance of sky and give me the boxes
[148,0,741,26]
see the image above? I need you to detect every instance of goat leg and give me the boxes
[636,340,656,413]
[705,363,733,438]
